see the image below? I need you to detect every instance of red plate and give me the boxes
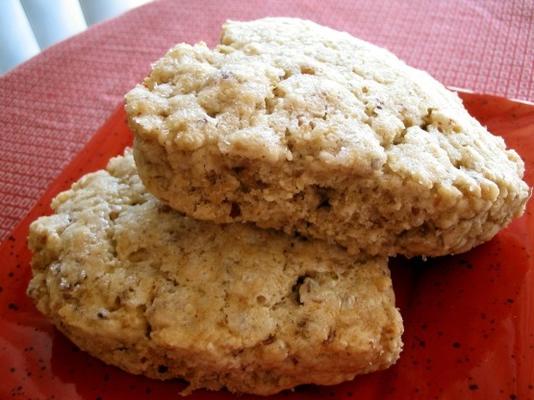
[1,92,533,400]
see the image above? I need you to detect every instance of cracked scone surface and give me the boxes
[126,17,530,257]
[27,150,403,395]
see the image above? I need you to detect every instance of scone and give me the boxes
[27,150,403,395]
[125,17,529,257]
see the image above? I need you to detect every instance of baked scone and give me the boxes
[27,150,403,395]
[125,17,530,257]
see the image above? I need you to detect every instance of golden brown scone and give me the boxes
[27,149,403,396]
[126,17,529,257]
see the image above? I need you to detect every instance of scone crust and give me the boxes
[27,150,403,395]
[126,17,530,257]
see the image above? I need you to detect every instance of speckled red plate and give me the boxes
[1,91,533,400]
